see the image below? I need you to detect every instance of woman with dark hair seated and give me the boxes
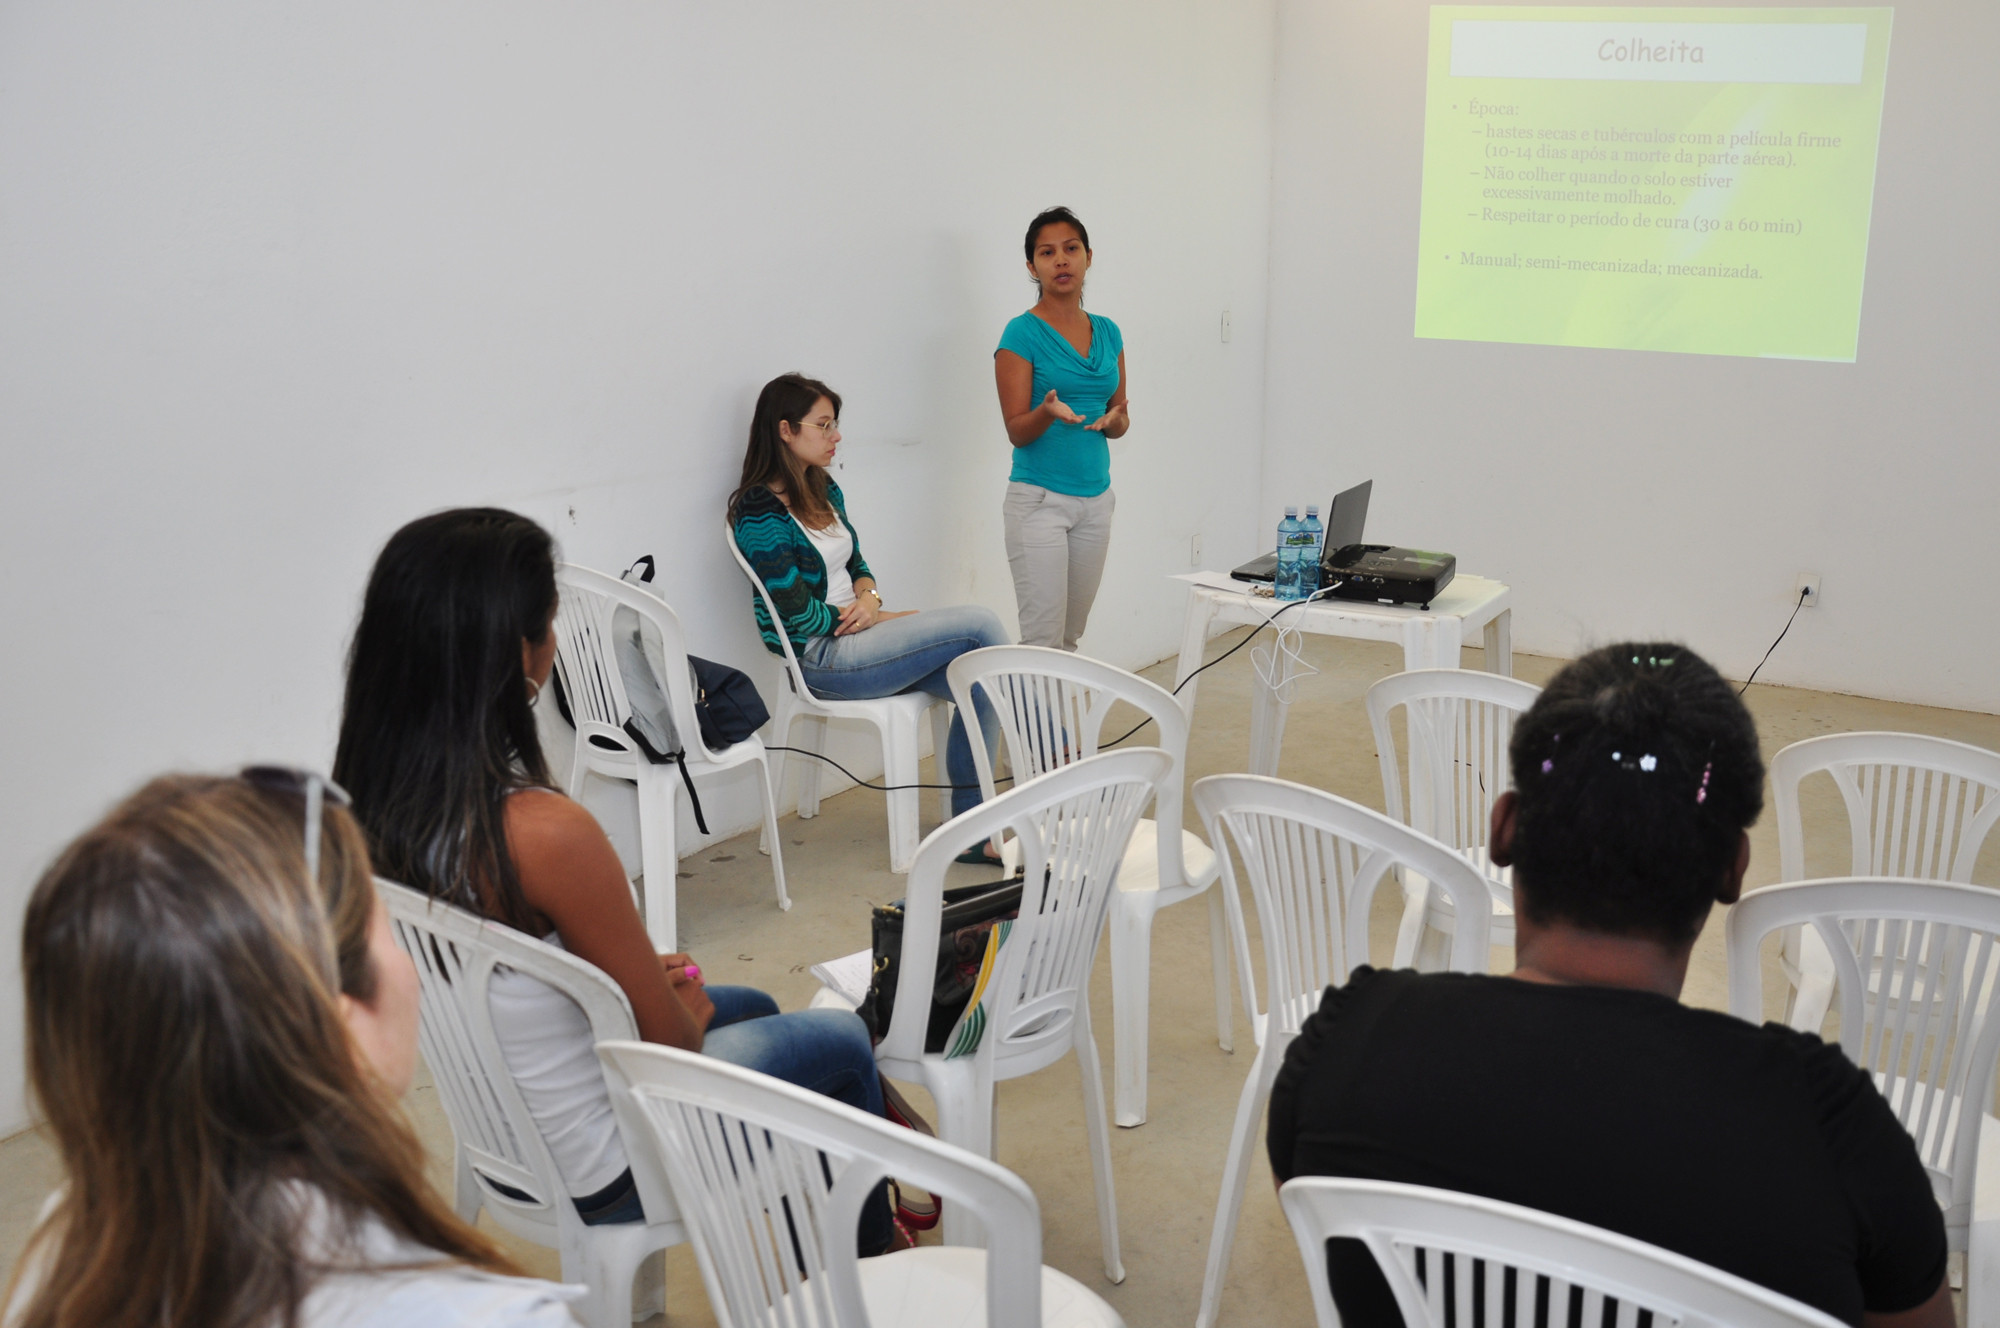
[332,507,894,1250]
[8,771,577,1328]
[1266,644,1950,1328]
[729,371,1007,860]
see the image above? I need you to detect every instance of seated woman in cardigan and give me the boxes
[729,372,1007,861]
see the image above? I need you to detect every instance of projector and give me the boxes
[1322,544,1456,607]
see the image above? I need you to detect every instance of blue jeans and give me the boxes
[576,986,893,1253]
[701,988,883,1121]
[798,605,1008,817]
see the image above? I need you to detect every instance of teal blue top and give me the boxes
[996,311,1124,498]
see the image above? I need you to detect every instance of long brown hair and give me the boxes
[727,372,843,528]
[12,774,515,1328]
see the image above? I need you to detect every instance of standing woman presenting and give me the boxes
[994,206,1129,651]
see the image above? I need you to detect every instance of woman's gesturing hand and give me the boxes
[1041,389,1084,425]
[1085,399,1130,435]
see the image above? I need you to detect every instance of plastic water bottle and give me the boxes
[1275,508,1304,601]
[1300,505,1324,596]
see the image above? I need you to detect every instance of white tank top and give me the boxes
[487,934,627,1198]
[795,514,856,609]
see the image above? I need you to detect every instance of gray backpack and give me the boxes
[612,556,689,764]
[606,557,711,834]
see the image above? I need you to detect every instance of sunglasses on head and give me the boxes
[239,766,353,886]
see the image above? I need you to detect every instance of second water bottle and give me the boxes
[1276,507,1304,600]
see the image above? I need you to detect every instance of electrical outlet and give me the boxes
[1795,572,1821,607]
[1190,533,1203,566]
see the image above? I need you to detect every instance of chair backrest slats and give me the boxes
[1000,773,1157,1047]
[1367,669,1542,870]
[1728,877,2000,1230]
[877,749,1174,1066]
[1770,732,2000,885]
[598,1042,1049,1328]
[1282,1178,1845,1328]
[379,878,643,1224]
[948,645,1193,886]
[1195,775,1497,1040]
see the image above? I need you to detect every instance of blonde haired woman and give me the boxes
[6,770,578,1328]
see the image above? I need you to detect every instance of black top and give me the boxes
[1266,967,1946,1327]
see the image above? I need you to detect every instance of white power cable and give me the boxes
[1249,583,1340,705]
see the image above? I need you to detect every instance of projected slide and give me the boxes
[1415,7,1892,361]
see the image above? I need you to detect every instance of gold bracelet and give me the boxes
[862,588,883,605]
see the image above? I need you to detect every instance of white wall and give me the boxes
[0,0,1276,1133]
[1260,0,2000,711]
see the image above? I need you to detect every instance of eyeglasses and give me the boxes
[240,765,353,885]
[802,418,838,434]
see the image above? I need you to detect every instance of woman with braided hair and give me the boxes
[1266,643,1950,1328]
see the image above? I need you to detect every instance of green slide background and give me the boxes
[1415,7,1892,361]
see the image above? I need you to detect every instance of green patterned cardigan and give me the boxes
[731,482,873,656]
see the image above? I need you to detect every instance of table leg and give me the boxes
[1173,588,1221,721]
[1401,615,1465,672]
[1248,671,1290,777]
[1484,609,1513,676]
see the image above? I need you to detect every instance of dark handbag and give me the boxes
[691,656,769,749]
[857,876,1024,1053]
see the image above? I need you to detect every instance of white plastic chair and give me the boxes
[1366,669,1541,971]
[876,747,1173,1277]
[551,563,789,952]
[1728,877,2000,1263]
[725,525,953,874]
[1770,732,2000,1029]
[596,1043,1125,1328]
[379,879,685,1328]
[1191,774,1496,1328]
[947,644,1231,1128]
[1278,1177,1846,1328]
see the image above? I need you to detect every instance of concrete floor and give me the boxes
[4,630,1998,1326]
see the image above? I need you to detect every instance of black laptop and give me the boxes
[1230,480,1373,583]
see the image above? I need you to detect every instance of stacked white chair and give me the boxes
[1365,668,1541,970]
[1728,877,2000,1286]
[379,879,685,1328]
[551,563,789,951]
[946,644,1231,1127]
[725,526,953,874]
[1191,774,1496,1328]
[596,1042,1125,1328]
[1769,731,2000,1028]
[874,747,1173,1276]
[1278,1178,1845,1328]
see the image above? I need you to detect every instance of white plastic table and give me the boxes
[1170,571,1513,776]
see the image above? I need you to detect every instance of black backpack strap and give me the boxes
[617,718,705,833]
[674,754,709,836]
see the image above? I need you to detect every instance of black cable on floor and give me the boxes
[771,582,1340,790]
[763,746,1012,794]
